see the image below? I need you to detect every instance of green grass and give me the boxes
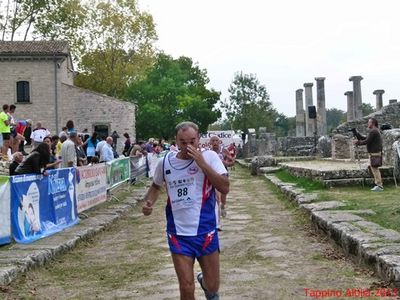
[318,185,400,232]
[271,168,400,232]
[274,169,326,192]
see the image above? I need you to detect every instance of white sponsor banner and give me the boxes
[0,176,11,245]
[76,164,107,213]
[199,130,242,149]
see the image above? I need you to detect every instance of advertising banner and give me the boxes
[130,156,147,181]
[76,164,107,213]
[0,176,11,245]
[106,157,130,189]
[199,130,243,149]
[10,168,79,244]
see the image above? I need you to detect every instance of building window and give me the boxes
[16,81,30,103]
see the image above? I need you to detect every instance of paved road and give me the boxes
[1,166,383,299]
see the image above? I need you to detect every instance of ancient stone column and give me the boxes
[373,89,385,111]
[304,82,314,137]
[345,91,355,122]
[295,89,305,137]
[389,99,398,104]
[315,77,327,135]
[349,76,363,120]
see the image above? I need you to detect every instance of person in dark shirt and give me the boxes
[353,117,383,191]
[14,143,50,175]
[9,152,24,175]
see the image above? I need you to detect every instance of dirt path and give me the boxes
[1,166,385,299]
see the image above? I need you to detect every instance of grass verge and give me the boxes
[269,168,400,232]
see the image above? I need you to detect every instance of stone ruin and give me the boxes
[244,75,400,169]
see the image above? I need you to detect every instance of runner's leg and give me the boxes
[197,250,220,294]
[171,253,195,300]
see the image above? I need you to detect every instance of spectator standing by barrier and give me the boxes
[76,135,87,166]
[0,104,11,161]
[122,133,131,156]
[353,117,384,192]
[66,120,75,134]
[111,131,119,150]
[8,104,24,154]
[16,119,31,155]
[61,131,78,168]
[14,143,50,175]
[100,137,114,162]
[59,126,68,139]
[129,142,144,157]
[30,121,50,148]
[142,121,229,300]
[9,151,23,175]
[85,132,99,163]
[43,136,61,170]
[95,136,107,158]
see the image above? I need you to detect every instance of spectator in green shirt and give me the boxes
[0,104,11,161]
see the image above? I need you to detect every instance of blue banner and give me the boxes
[0,176,11,245]
[10,168,79,244]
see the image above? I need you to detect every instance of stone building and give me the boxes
[0,41,136,151]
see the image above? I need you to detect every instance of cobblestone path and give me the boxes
[2,166,384,299]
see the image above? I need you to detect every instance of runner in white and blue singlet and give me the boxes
[142,121,229,300]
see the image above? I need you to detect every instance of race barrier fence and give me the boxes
[10,169,79,244]
[0,154,149,245]
[0,176,11,245]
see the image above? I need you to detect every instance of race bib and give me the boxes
[167,176,196,211]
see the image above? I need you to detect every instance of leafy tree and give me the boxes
[326,108,346,133]
[0,0,86,43]
[274,113,295,137]
[1,0,157,98]
[221,72,277,134]
[66,0,157,97]
[362,103,374,116]
[125,53,221,140]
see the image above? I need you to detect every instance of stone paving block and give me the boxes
[295,193,318,204]
[259,167,281,174]
[354,220,400,242]
[301,201,346,211]
[0,265,21,285]
[376,255,400,283]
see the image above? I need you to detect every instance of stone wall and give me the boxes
[277,136,317,156]
[0,59,64,132]
[383,129,400,165]
[61,84,136,153]
[334,102,400,135]
[333,102,400,165]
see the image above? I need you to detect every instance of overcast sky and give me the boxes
[141,0,400,117]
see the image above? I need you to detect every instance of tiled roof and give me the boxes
[0,40,69,56]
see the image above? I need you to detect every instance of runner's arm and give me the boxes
[142,182,162,216]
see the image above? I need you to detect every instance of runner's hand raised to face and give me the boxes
[187,144,206,167]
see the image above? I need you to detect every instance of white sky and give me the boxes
[140,0,400,117]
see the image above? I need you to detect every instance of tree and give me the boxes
[221,72,277,134]
[362,103,374,116]
[125,53,221,140]
[274,113,295,137]
[326,108,346,133]
[1,0,157,98]
[1,0,86,43]
[59,0,157,98]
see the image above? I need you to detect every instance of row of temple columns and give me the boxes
[296,75,398,136]
[295,77,327,137]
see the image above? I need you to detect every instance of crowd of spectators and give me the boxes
[1,103,238,178]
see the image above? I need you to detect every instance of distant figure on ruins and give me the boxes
[352,118,383,192]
